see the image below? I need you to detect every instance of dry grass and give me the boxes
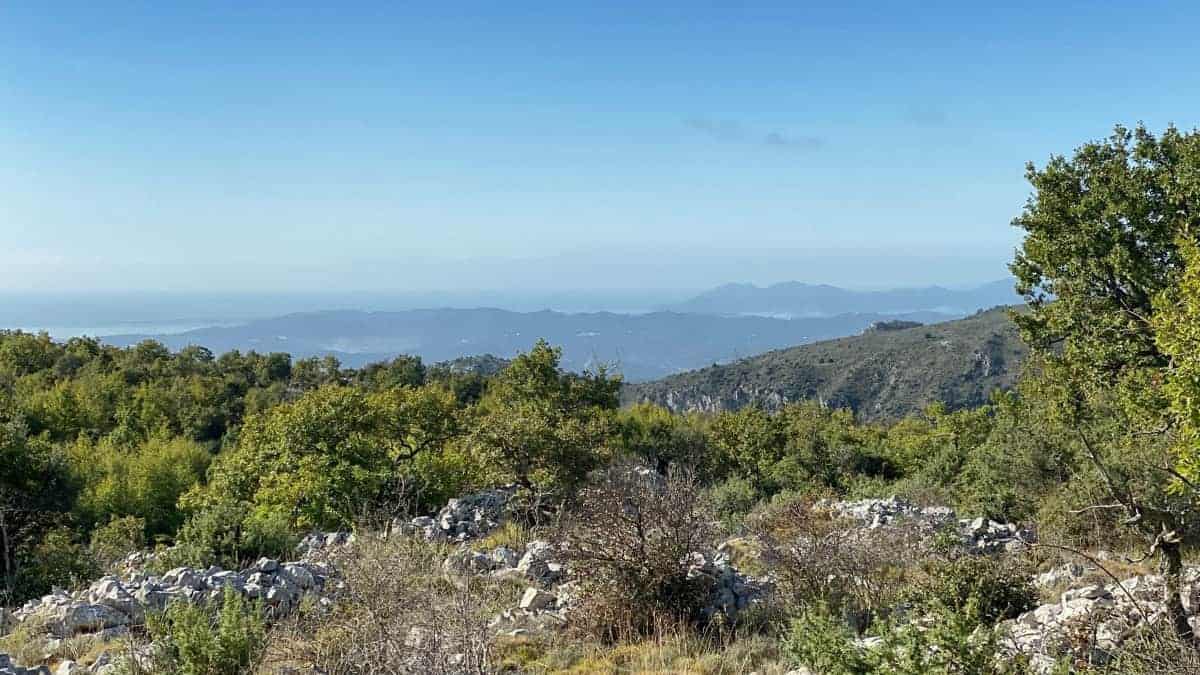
[471,520,533,554]
[495,628,791,674]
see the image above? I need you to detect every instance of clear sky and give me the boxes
[3,1,1199,292]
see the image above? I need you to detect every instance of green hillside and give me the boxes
[623,306,1026,421]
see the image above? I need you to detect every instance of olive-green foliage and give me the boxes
[1011,124,1200,405]
[1154,238,1200,483]
[185,385,397,541]
[1,336,296,446]
[616,403,711,478]
[474,339,620,491]
[147,585,265,675]
[706,476,759,531]
[0,414,76,604]
[178,380,473,564]
[70,435,211,538]
[1011,124,1200,573]
[707,402,890,500]
[13,527,99,600]
[168,499,292,570]
[350,354,426,390]
[782,552,1035,674]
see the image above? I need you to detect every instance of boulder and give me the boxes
[87,578,144,624]
[518,588,556,611]
[49,603,129,637]
[517,541,561,585]
[280,563,315,590]
[161,567,204,591]
[54,661,83,675]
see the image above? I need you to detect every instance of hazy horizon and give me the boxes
[0,245,1013,294]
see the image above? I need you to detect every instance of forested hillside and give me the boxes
[625,306,1025,420]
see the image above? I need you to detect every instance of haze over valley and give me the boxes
[10,278,1019,382]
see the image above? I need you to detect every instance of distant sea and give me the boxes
[13,322,240,340]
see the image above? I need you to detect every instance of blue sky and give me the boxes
[3,1,1199,292]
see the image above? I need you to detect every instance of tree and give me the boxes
[188,385,394,533]
[353,355,426,390]
[615,403,709,477]
[69,435,211,538]
[0,414,76,603]
[185,381,466,544]
[1011,123,1200,644]
[473,340,620,492]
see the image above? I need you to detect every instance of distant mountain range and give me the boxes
[104,308,954,382]
[664,279,1018,318]
[623,307,1025,420]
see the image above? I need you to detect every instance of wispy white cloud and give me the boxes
[686,117,826,152]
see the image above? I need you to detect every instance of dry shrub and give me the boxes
[751,493,926,632]
[263,535,519,675]
[1104,622,1200,674]
[561,463,717,642]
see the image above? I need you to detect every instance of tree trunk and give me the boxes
[1160,539,1197,646]
[0,509,11,601]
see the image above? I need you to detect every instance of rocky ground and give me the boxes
[0,490,1193,674]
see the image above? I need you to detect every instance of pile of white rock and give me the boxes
[396,487,516,543]
[2,556,334,674]
[826,496,1036,553]
[1000,568,1200,672]
[294,530,355,558]
[687,548,773,623]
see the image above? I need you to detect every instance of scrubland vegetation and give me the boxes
[5,124,1200,673]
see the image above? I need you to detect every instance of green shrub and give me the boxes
[783,604,871,675]
[169,498,295,570]
[69,435,210,537]
[907,555,1036,626]
[90,516,146,570]
[13,527,99,600]
[783,600,1030,675]
[706,475,760,531]
[147,585,265,675]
